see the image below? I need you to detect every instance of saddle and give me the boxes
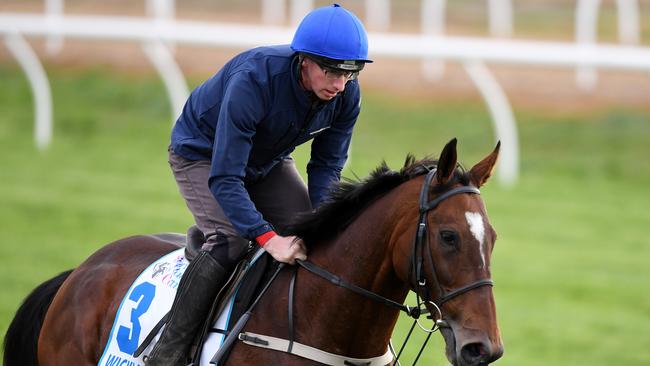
[136,226,278,365]
[191,247,276,364]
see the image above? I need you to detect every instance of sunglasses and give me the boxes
[310,58,359,81]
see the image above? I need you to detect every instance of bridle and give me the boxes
[410,167,494,322]
[294,167,495,365]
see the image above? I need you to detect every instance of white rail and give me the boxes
[575,0,641,90]
[464,62,518,185]
[142,40,188,120]
[4,32,52,150]
[1,2,648,184]
[488,0,513,37]
[616,0,640,44]
[45,0,63,54]
[575,0,602,90]
[146,0,176,51]
[421,0,447,81]
[5,14,649,69]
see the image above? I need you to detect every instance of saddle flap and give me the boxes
[192,249,277,365]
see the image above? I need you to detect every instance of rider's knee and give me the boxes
[202,232,252,270]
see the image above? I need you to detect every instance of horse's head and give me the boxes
[284,138,503,364]
[393,139,504,366]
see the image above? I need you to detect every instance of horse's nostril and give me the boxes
[461,342,489,364]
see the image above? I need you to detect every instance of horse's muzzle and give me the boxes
[440,324,504,366]
[459,341,504,365]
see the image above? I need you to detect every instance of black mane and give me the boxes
[283,155,470,243]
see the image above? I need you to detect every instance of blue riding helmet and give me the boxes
[291,4,372,72]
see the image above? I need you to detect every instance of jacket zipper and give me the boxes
[278,98,322,154]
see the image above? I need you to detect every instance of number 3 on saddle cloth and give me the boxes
[97,246,274,366]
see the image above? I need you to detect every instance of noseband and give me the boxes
[411,168,494,316]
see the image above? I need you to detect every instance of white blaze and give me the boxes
[465,212,486,268]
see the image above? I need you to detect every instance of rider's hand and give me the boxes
[263,235,307,265]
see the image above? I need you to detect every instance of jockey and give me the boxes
[145,4,372,365]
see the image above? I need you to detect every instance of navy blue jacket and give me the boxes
[170,45,361,239]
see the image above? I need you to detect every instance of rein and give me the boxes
[296,260,423,318]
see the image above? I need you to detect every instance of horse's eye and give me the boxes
[439,230,458,247]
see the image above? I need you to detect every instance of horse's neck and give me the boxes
[295,192,412,356]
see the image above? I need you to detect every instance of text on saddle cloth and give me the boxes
[97,247,268,366]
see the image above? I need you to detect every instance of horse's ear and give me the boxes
[436,138,458,185]
[469,141,501,188]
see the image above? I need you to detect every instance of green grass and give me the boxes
[1,64,650,365]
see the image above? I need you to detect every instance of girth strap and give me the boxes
[238,332,394,366]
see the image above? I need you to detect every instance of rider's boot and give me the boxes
[144,250,226,366]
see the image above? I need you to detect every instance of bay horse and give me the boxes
[4,138,504,366]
